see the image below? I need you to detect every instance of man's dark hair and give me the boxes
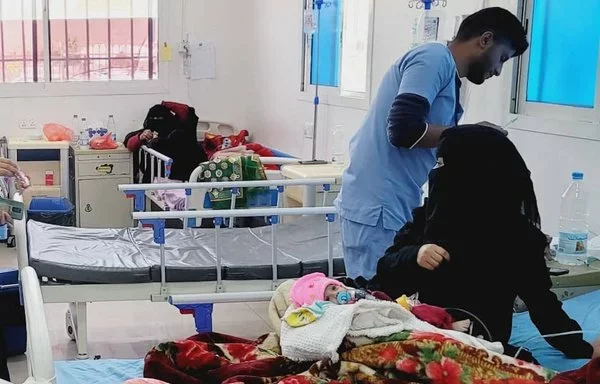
[455,7,529,57]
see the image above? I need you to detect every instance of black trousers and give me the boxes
[0,293,26,381]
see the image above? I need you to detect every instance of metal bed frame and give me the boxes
[15,176,339,360]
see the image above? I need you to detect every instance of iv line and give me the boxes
[444,307,494,342]
[446,306,599,360]
[513,330,600,359]
[311,0,322,161]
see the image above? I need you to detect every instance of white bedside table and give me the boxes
[70,144,133,228]
[280,162,345,207]
[7,137,70,203]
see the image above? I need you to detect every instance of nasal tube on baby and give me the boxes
[336,289,375,304]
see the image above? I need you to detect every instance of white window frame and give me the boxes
[298,0,375,111]
[511,0,600,132]
[0,0,170,99]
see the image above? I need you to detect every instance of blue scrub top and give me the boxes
[336,42,464,231]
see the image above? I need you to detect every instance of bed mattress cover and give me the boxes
[27,216,344,284]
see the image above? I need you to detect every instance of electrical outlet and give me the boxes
[19,118,37,130]
[304,122,314,139]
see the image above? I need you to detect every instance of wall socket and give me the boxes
[303,122,314,139]
[19,118,37,130]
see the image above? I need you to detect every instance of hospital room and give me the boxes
[1,0,600,382]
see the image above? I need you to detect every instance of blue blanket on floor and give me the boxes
[55,359,143,384]
[510,289,600,372]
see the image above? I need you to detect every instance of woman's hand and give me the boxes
[0,158,18,177]
[417,244,450,270]
[139,129,154,142]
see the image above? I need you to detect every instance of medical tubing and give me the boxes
[271,218,278,283]
[444,307,494,341]
[513,330,600,359]
[215,223,222,284]
[445,309,599,360]
[311,1,322,160]
[160,243,166,288]
[327,220,333,276]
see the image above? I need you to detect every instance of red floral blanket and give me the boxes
[143,332,598,384]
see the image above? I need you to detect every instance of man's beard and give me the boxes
[466,53,491,85]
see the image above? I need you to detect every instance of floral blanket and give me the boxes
[143,330,597,384]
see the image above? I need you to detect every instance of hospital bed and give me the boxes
[13,175,343,360]
[139,143,300,216]
[12,265,600,383]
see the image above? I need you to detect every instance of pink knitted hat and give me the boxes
[290,272,344,307]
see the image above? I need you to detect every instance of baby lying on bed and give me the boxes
[286,272,471,333]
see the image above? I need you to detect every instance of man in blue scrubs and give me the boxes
[335,7,529,280]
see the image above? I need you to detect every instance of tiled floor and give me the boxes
[0,246,273,384]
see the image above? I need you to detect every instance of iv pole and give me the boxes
[300,0,328,165]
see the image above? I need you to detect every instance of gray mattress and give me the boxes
[27,216,344,284]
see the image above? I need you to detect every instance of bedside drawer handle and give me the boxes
[96,164,114,175]
[84,204,92,213]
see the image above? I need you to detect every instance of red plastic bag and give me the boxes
[43,123,74,142]
[90,132,118,150]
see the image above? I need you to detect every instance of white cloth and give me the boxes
[280,300,503,363]
[152,177,186,211]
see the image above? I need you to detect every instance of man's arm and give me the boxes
[386,47,454,149]
[387,93,449,148]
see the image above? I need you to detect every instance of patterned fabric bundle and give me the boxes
[197,154,270,209]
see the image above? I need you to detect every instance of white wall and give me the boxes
[246,0,600,235]
[185,0,255,129]
[0,0,253,141]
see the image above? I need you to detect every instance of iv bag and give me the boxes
[410,9,447,48]
[304,8,317,35]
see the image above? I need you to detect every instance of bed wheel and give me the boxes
[66,309,77,341]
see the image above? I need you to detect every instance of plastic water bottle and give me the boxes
[71,114,79,131]
[556,172,589,266]
[107,115,116,141]
[336,289,376,304]
[71,114,79,147]
[79,117,89,147]
[331,125,345,164]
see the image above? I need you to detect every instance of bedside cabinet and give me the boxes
[280,163,344,207]
[69,145,133,228]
